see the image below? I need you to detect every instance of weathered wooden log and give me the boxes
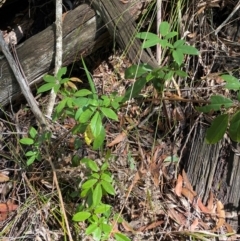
[183,121,240,229]
[0,4,109,107]
[90,0,158,68]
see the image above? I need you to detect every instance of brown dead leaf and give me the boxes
[121,220,136,234]
[126,162,146,197]
[187,32,197,38]
[190,218,199,231]
[66,81,77,90]
[213,200,225,230]
[181,187,196,202]
[175,174,183,197]
[107,132,126,147]
[197,198,211,213]
[224,222,235,234]
[137,220,164,232]
[0,202,18,212]
[69,77,82,82]
[168,208,186,225]
[149,146,163,186]
[182,170,197,196]
[0,173,9,182]
[0,202,18,221]
[207,191,214,212]
[197,6,205,15]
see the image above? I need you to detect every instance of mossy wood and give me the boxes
[183,122,240,230]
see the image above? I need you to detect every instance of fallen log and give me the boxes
[90,0,158,68]
[0,4,109,107]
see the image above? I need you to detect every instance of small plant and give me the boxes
[122,21,199,100]
[20,127,51,166]
[37,59,122,149]
[197,75,240,143]
[72,156,130,241]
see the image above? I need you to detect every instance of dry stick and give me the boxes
[0,32,47,128]
[46,153,74,241]
[44,1,73,241]
[156,0,162,65]
[45,0,63,117]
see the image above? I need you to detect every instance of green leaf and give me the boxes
[88,160,99,172]
[114,233,131,241]
[74,97,89,107]
[74,89,92,97]
[159,21,170,36]
[221,74,240,90]
[136,32,159,40]
[177,45,199,55]
[92,227,101,241]
[53,84,60,93]
[142,38,161,48]
[229,111,240,142]
[196,95,233,113]
[79,108,94,123]
[100,107,118,121]
[101,173,112,182]
[25,151,37,157]
[101,96,111,107]
[66,97,73,108]
[100,223,112,234]
[81,158,99,172]
[125,64,152,79]
[86,223,98,235]
[60,77,70,84]
[101,162,109,171]
[75,107,83,120]
[82,179,98,189]
[93,183,102,206]
[27,155,37,166]
[94,204,111,214]
[205,114,228,144]
[72,211,91,222]
[82,58,98,100]
[37,83,56,93]
[20,138,34,145]
[93,126,106,150]
[165,31,178,39]
[91,173,100,179]
[80,188,89,198]
[90,111,102,137]
[173,39,185,48]
[29,127,37,139]
[43,74,56,83]
[123,77,147,102]
[56,66,67,79]
[158,39,173,48]
[101,180,115,195]
[56,98,68,114]
[172,50,184,66]
[175,70,188,77]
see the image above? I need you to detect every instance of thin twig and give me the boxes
[215,0,240,35]
[46,0,63,117]
[0,32,47,128]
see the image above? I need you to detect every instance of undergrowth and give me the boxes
[19,18,240,240]
[18,21,204,241]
